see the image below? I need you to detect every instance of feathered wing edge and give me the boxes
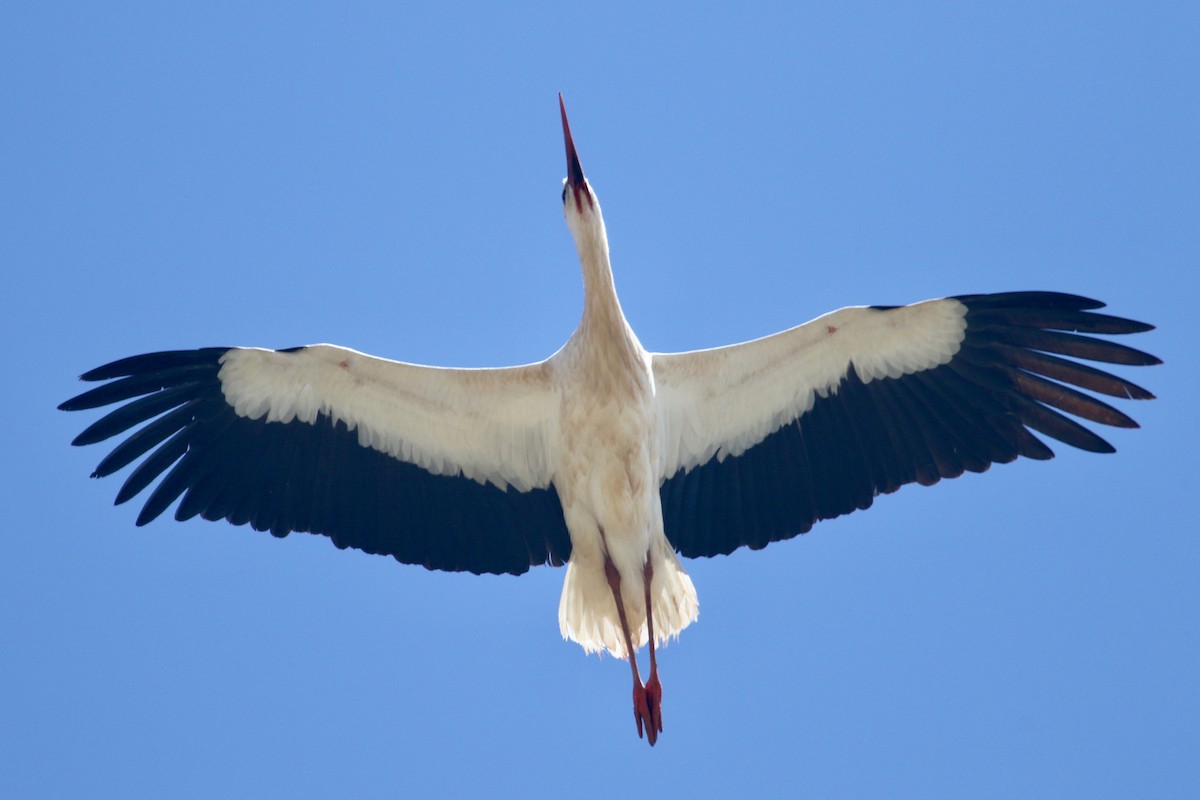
[653,292,1158,559]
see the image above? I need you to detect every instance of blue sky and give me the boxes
[3,2,1197,797]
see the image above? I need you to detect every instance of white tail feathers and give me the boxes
[558,546,699,658]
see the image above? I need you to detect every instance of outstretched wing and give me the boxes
[653,292,1158,558]
[61,345,571,575]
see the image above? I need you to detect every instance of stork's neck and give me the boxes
[573,213,633,347]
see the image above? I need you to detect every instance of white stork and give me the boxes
[61,95,1158,746]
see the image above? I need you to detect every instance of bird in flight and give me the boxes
[61,95,1158,746]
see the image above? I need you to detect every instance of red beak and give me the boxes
[559,94,589,209]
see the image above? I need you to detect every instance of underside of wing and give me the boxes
[61,347,571,575]
[655,292,1158,559]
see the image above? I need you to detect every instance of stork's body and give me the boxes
[551,105,695,739]
[60,96,1158,746]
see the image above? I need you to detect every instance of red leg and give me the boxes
[604,553,658,746]
[642,558,663,738]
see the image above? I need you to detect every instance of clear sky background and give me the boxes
[3,3,1197,798]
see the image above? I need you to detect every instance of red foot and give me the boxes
[633,676,663,746]
[645,672,663,738]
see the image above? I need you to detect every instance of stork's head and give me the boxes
[559,94,602,230]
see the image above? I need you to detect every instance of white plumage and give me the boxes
[61,96,1158,746]
[219,346,557,492]
[653,299,969,475]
